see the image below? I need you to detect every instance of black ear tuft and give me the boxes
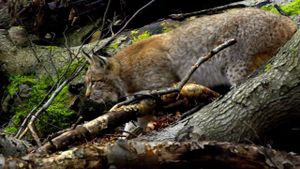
[91,55,107,67]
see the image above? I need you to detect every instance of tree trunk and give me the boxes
[138,30,300,145]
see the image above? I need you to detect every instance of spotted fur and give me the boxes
[84,8,296,131]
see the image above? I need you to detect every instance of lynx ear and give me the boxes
[82,49,107,68]
[91,54,107,68]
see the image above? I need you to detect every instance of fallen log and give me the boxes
[2,140,300,169]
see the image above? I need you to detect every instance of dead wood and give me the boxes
[37,83,219,154]
[2,140,300,169]
[169,2,247,20]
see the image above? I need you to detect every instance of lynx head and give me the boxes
[83,50,125,108]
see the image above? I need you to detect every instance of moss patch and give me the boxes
[264,63,273,72]
[7,75,35,96]
[106,35,128,55]
[161,21,179,33]
[262,0,300,16]
[4,61,80,136]
[130,30,152,44]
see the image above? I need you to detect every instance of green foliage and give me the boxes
[131,30,152,43]
[4,63,78,136]
[261,0,300,16]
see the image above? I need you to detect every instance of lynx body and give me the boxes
[84,8,296,130]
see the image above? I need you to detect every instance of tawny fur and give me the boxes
[85,7,297,104]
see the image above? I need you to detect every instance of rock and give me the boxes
[18,84,32,98]
[8,26,29,47]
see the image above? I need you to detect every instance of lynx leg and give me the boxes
[122,115,155,138]
[224,60,249,87]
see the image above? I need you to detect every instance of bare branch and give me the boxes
[169,2,246,20]
[90,0,156,53]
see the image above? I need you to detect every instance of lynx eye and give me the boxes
[90,79,103,84]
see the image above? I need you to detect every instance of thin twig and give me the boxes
[273,4,288,16]
[91,0,156,53]
[169,3,246,20]
[98,0,111,39]
[15,83,57,138]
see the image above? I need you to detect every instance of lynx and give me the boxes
[84,8,297,131]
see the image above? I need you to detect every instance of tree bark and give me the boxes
[137,30,300,143]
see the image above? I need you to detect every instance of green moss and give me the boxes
[4,62,79,136]
[161,21,177,33]
[46,45,60,50]
[109,40,120,50]
[290,47,298,56]
[7,75,35,96]
[4,127,17,135]
[58,59,85,77]
[36,85,76,135]
[106,35,128,53]
[264,63,272,72]
[261,5,279,14]
[4,75,51,135]
[162,26,173,33]
[130,30,152,44]
[281,0,300,16]
[261,0,300,16]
